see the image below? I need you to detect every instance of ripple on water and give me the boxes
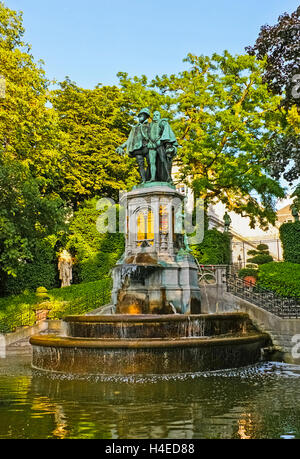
[29,360,300,384]
[1,356,300,439]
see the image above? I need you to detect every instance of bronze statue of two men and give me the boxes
[116,108,178,184]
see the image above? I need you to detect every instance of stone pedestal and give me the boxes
[111,183,201,314]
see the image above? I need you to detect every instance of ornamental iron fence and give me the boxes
[226,271,300,319]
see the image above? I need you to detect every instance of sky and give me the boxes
[5,0,300,89]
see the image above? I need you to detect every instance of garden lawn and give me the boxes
[0,278,112,333]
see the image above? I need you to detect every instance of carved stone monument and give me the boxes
[112,110,201,314]
[116,108,178,184]
[58,250,73,288]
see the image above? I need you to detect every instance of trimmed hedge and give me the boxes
[47,278,112,318]
[3,236,59,296]
[246,243,273,266]
[76,232,125,284]
[0,278,112,332]
[247,253,273,265]
[191,229,231,265]
[279,221,300,264]
[238,268,258,279]
[257,262,300,299]
[66,198,125,284]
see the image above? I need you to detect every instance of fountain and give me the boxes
[30,108,270,376]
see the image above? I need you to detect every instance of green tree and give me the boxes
[0,3,65,291]
[247,6,300,185]
[119,52,285,228]
[0,2,60,179]
[65,197,124,283]
[246,6,300,111]
[246,243,273,265]
[191,229,230,265]
[0,159,64,284]
[50,79,139,208]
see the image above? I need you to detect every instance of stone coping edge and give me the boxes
[63,312,249,323]
[29,333,269,349]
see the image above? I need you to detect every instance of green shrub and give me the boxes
[238,268,258,279]
[66,198,125,283]
[246,242,273,265]
[0,291,36,333]
[4,236,58,295]
[257,262,300,298]
[279,221,300,263]
[0,279,112,332]
[47,279,112,319]
[35,286,50,304]
[256,243,269,252]
[247,254,274,265]
[191,229,231,265]
[78,251,121,283]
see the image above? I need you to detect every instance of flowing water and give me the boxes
[1,354,300,439]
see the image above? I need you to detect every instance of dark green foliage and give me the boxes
[0,159,65,287]
[191,229,231,265]
[3,236,59,295]
[238,268,258,279]
[0,279,112,332]
[247,249,259,256]
[256,244,269,251]
[246,6,300,110]
[257,262,300,298]
[78,250,121,284]
[247,254,273,265]
[66,198,124,283]
[51,79,139,206]
[246,7,300,184]
[279,221,300,264]
[4,263,57,295]
[247,243,273,265]
[47,279,112,318]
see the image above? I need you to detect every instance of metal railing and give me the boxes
[226,272,300,319]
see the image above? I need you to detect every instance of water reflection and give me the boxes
[0,356,300,439]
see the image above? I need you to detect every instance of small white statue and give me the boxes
[58,250,73,287]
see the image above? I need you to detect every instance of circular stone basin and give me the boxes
[29,313,270,376]
[63,312,252,339]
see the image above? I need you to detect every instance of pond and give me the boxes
[0,354,300,439]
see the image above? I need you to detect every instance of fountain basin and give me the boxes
[63,312,252,339]
[30,333,268,375]
[30,312,270,376]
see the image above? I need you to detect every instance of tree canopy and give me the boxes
[246,6,300,185]
[1,1,299,295]
[50,79,140,207]
[118,52,285,228]
[0,2,65,285]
